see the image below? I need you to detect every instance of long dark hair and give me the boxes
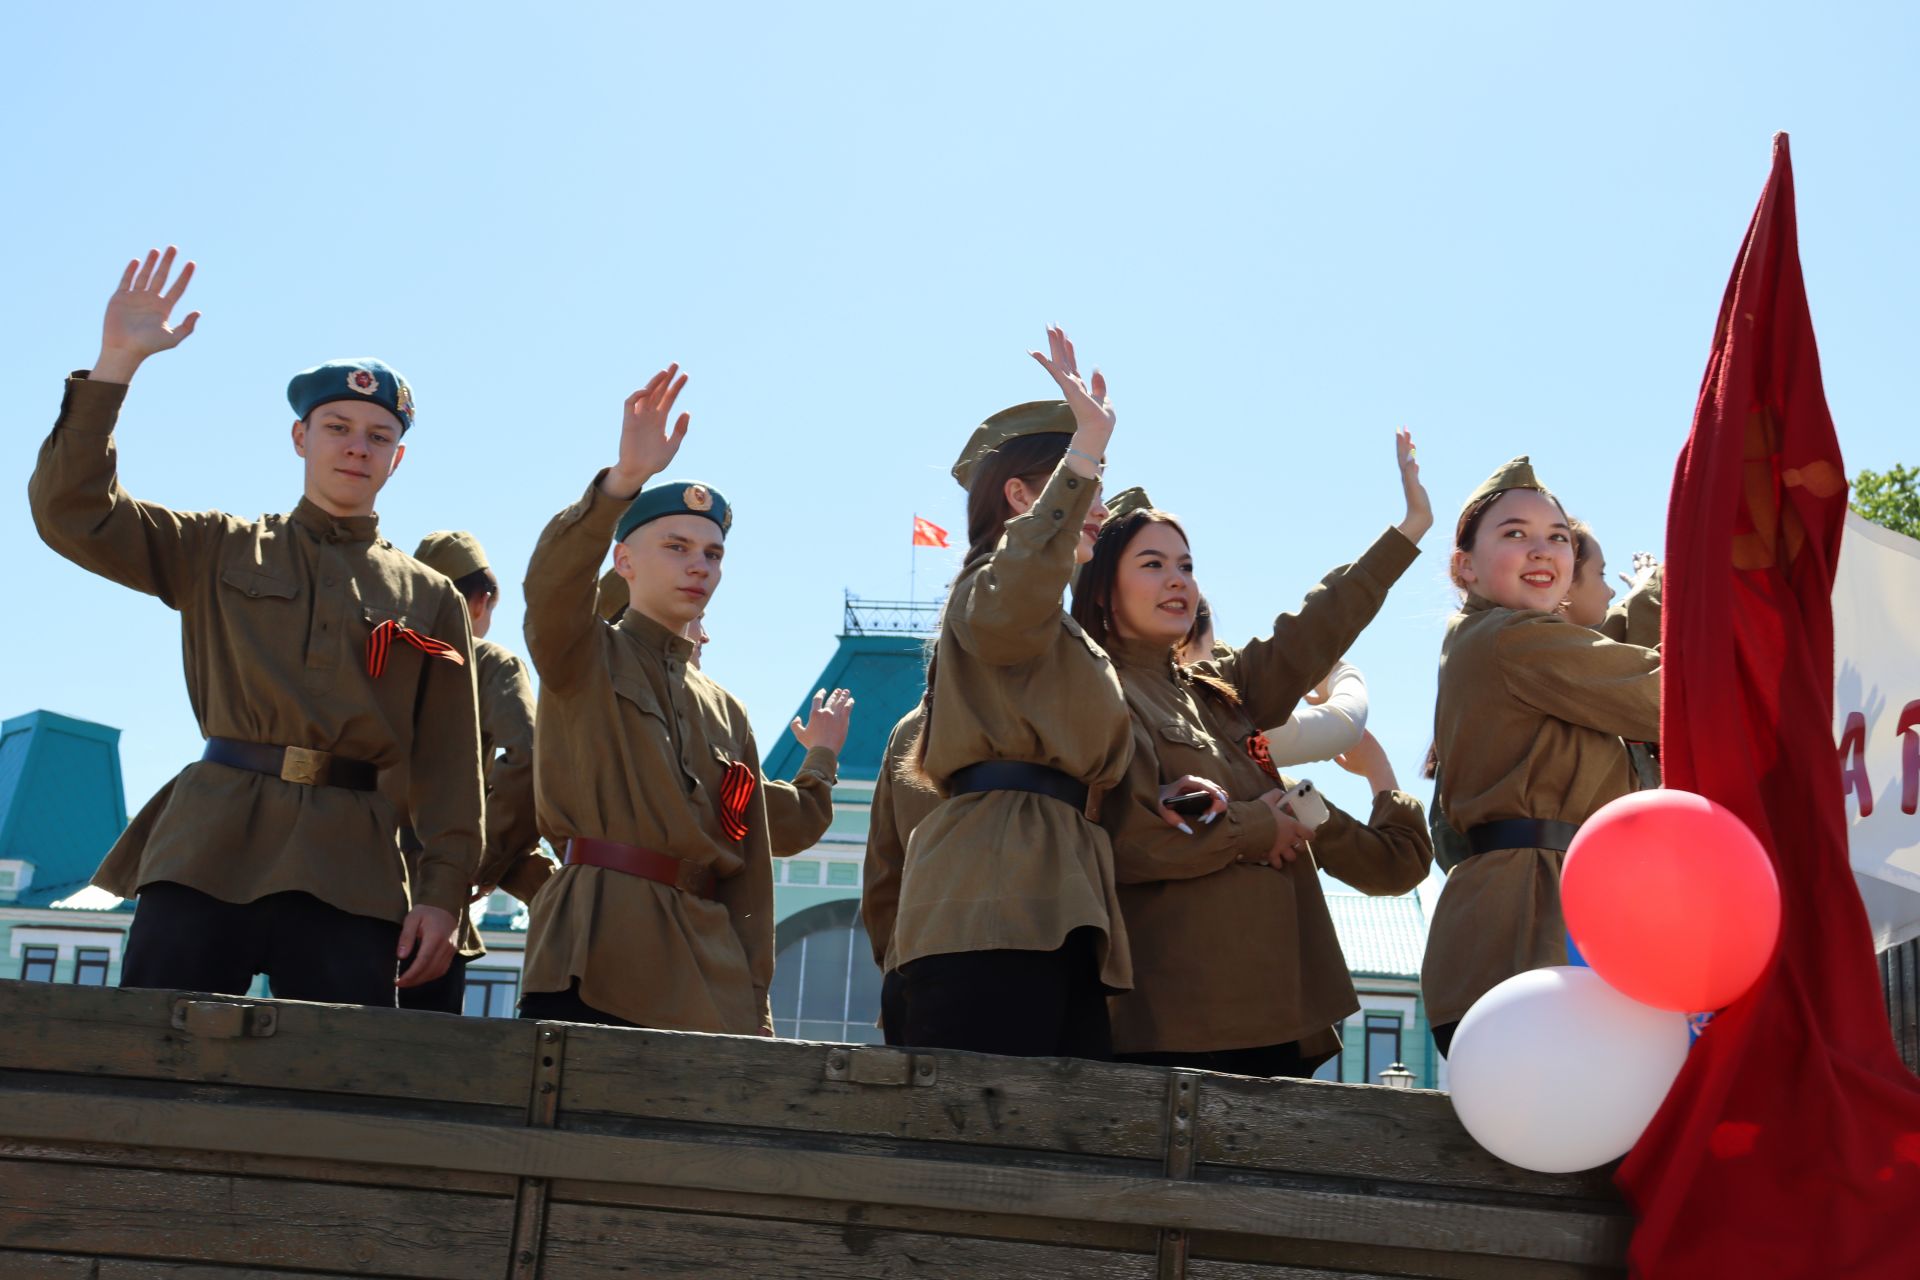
[902,432,1074,783]
[1069,507,1241,709]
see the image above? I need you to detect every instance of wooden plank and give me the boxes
[540,1200,1156,1279]
[0,984,533,1110]
[99,1263,412,1280]
[1188,1229,1627,1280]
[559,1026,1172,1159]
[0,1159,512,1279]
[0,1088,1628,1266]
[547,1179,1162,1253]
[1191,1075,1620,1202]
[0,1248,97,1279]
[0,1136,515,1197]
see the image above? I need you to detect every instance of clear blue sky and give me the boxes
[4,4,1915,835]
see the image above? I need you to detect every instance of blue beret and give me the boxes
[616,479,733,542]
[287,358,415,434]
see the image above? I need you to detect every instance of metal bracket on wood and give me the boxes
[509,1022,567,1280]
[170,998,276,1039]
[1156,1070,1200,1280]
[823,1046,936,1087]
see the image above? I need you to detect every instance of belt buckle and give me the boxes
[280,746,331,786]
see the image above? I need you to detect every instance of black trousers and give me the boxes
[1432,1020,1458,1059]
[899,926,1112,1060]
[880,968,908,1047]
[1117,1041,1313,1079]
[121,880,401,1008]
[519,979,641,1028]
[397,952,469,1015]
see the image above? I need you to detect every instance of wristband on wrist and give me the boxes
[1065,446,1105,472]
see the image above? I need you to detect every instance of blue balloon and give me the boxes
[1565,930,1589,968]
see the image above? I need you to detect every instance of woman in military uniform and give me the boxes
[1422,459,1661,1055]
[1069,434,1434,1077]
[890,327,1205,1060]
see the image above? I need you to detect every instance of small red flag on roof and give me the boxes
[911,515,950,548]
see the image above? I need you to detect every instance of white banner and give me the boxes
[1833,511,1920,950]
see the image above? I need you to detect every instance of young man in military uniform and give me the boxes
[386,531,549,1013]
[592,569,854,859]
[29,247,484,1007]
[517,365,783,1032]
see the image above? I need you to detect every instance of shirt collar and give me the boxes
[291,496,380,543]
[1105,632,1181,678]
[616,606,697,662]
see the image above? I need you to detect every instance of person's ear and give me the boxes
[1451,548,1477,588]
[613,539,637,582]
[388,442,406,475]
[291,419,307,458]
[1003,476,1036,515]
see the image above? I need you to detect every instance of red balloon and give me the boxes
[1561,790,1781,1012]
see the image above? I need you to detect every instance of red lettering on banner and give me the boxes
[1899,700,1920,817]
[1839,711,1873,819]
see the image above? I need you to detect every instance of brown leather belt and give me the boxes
[202,737,378,791]
[565,837,718,900]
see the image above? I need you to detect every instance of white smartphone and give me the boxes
[1279,779,1330,831]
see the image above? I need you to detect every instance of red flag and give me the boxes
[1617,133,1920,1276]
[911,515,950,548]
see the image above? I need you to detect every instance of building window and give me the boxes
[73,948,111,986]
[769,902,882,1044]
[1365,1012,1402,1086]
[20,946,58,983]
[463,968,520,1018]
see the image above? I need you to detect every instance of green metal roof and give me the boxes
[761,633,930,783]
[1322,889,1428,979]
[0,710,131,907]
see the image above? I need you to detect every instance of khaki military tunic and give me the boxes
[1102,528,1432,1056]
[518,476,777,1035]
[1423,594,1660,1026]
[863,705,939,970]
[764,751,839,857]
[892,461,1136,987]
[384,636,544,955]
[29,374,484,923]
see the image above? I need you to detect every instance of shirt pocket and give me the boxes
[1155,716,1219,762]
[219,564,302,603]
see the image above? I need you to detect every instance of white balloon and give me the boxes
[1448,966,1691,1173]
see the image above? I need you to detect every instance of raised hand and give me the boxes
[603,364,690,498]
[1617,551,1660,591]
[1394,428,1433,544]
[1335,730,1399,795]
[94,247,200,383]
[1028,325,1114,477]
[791,688,857,755]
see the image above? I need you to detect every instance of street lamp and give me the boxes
[1378,1062,1415,1089]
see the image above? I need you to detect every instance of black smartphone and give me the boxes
[1165,789,1215,817]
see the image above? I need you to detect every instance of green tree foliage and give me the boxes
[1851,464,1920,540]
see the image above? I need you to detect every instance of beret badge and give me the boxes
[347,368,381,396]
[684,484,714,512]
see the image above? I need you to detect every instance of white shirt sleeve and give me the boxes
[1263,659,1369,766]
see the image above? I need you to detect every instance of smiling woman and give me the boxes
[1422,457,1663,1056]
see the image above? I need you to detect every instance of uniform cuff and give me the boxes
[413,860,474,919]
[1358,525,1422,588]
[1035,458,1101,530]
[57,372,130,436]
[796,745,840,785]
[1224,798,1279,860]
[561,470,632,537]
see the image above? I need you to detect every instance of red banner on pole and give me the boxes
[1617,133,1920,1276]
